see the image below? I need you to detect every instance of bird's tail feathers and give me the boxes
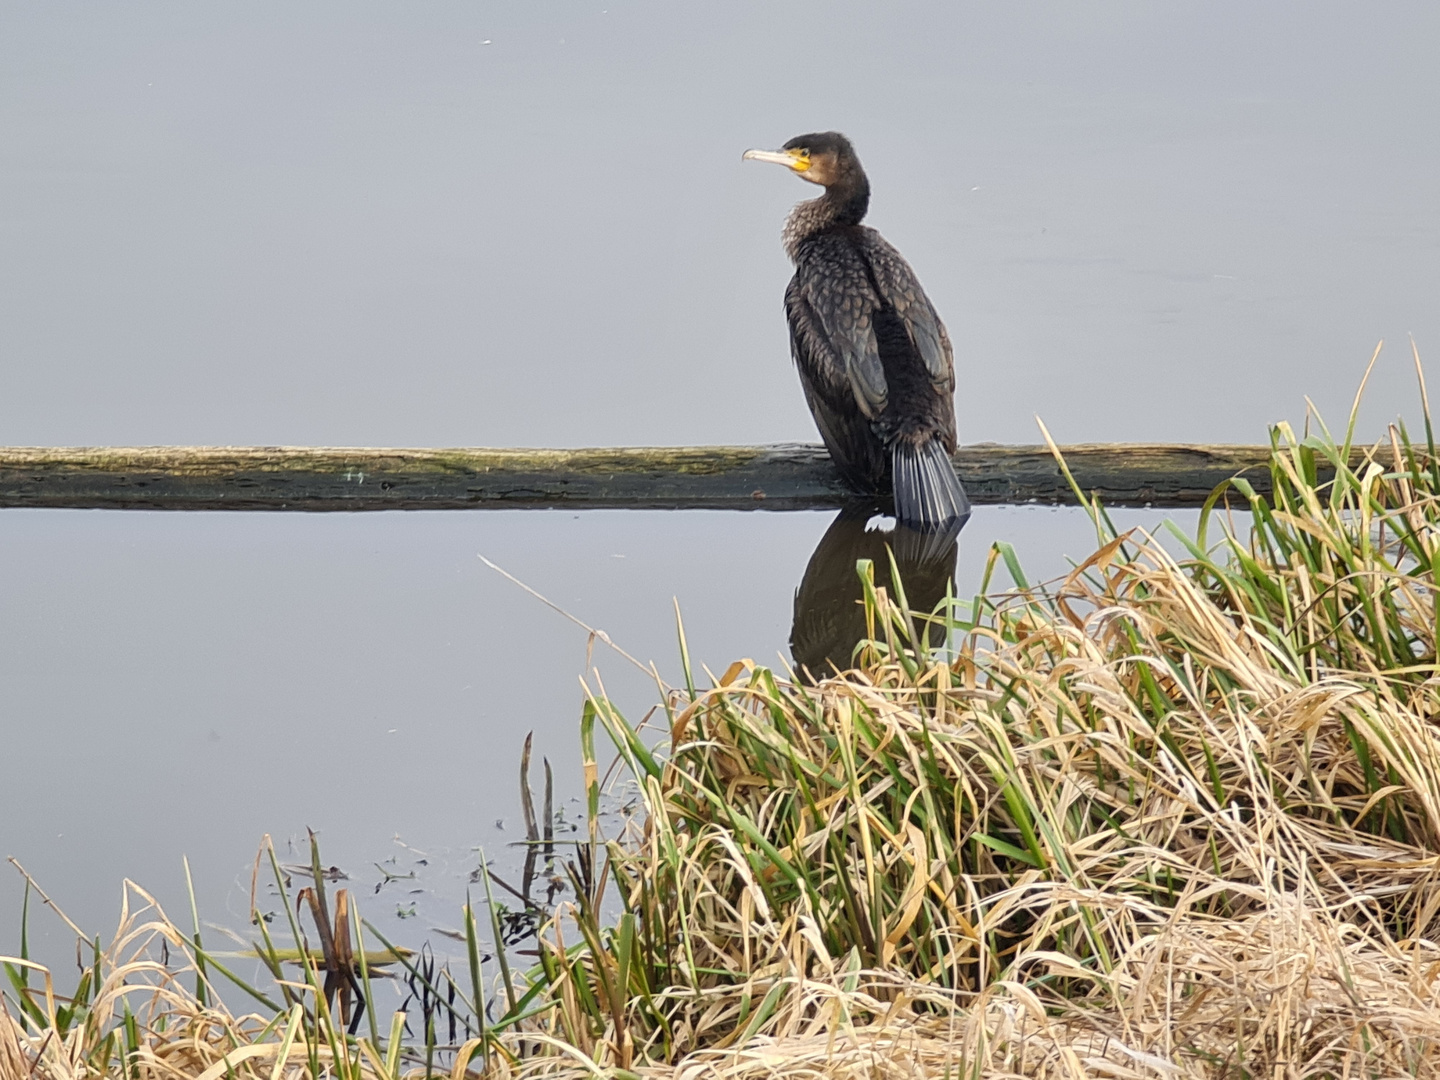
[892,439,971,530]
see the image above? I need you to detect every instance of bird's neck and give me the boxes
[782,176,870,261]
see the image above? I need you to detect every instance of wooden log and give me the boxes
[0,442,1301,511]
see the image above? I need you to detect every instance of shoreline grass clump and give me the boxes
[9,367,1440,1077]
[549,402,1440,1075]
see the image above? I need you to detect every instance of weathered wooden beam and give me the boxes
[0,442,1301,511]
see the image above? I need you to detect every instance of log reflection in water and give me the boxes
[790,502,964,678]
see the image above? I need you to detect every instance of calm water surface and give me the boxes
[2,0,1437,974]
[2,505,1189,970]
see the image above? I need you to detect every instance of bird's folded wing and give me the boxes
[789,241,888,418]
[856,230,953,390]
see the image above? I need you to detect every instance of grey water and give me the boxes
[3,1,1438,974]
[0,504,1187,974]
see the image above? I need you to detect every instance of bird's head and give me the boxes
[743,131,859,188]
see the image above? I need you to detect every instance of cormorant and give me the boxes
[744,132,970,529]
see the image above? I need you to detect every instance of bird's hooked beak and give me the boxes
[742,147,812,173]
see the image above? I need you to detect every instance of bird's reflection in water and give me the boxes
[790,502,967,680]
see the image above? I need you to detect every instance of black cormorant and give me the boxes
[744,132,970,529]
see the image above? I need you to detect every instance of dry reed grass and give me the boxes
[8,358,1440,1077]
